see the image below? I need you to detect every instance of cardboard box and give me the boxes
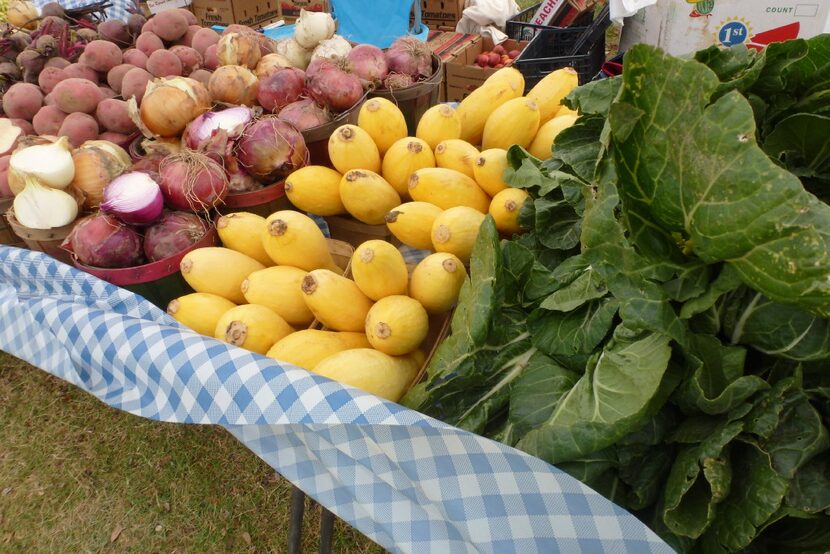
[445,37,528,102]
[280,0,329,22]
[427,31,481,101]
[191,0,281,29]
[145,0,191,15]
[421,0,465,26]
[620,0,830,56]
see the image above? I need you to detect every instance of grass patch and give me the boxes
[0,352,382,553]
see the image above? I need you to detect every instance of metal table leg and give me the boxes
[319,507,335,554]
[288,485,306,554]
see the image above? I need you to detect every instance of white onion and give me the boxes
[9,136,75,191]
[311,35,352,62]
[13,175,78,229]
[275,38,313,69]
[294,9,335,49]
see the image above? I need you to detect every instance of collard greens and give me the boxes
[404,40,830,552]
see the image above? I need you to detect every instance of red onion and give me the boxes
[183,106,253,150]
[306,63,363,112]
[256,67,305,113]
[158,150,229,212]
[305,57,332,80]
[277,99,331,131]
[347,44,388,87]
[235,117,309,182]
[62,213,144,268]
[386,37,432,79]
[143,210,209,262]
[384,72,415,90]
[100,172,164,226]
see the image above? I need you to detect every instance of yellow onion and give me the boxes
[70,140,132,208]
[255,53,292,78]
[7,1,39,30]
[142,137,181,157]
[8,136,74,195]
[216,32,261,69]
[128,77,211,138]
[208,65,259,106]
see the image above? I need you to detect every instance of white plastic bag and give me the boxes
[456,0,520,44]
[609,0,659,25]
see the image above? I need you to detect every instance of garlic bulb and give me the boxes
[275,38,312,69]
[311,35,352,62]
[13,175,78,229]
[294,10,336,49]
[8,136,75,194]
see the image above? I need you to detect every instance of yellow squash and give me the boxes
[416,104,462,150]
[167,293,236,337]
[409,252,468,314]
[408,167,490,213]
[473,148,509,196]
[216,212,273,266]
[266,329,370,370]
[528,114,579,160]
[357,97,408,156]
[457,80,521,145]
[241,266,314,326]
[312,348,420,402]
[180,247,265,304]
[328,124,381,174]
[365,295,429,355]
[339,170,401,225]
[351,240,409,300]
[526,67,579,122]
[485,67,525,96]
[285,165,345,216]
[434,139,479,179]
[384,201,443,250]
[214,304,294,355]
[261,210,341,273]
[489,188,529,235]
[381,137,436,197]
[431,206,486,263]
[300,269,374,332]
[481,97,541,150]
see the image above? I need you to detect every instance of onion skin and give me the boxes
[70,140,132,209]
[158,150,229,212]
[207,65,259,106]
[62,213,144,268]
[256,67,305,112]
[306,63,363,112]
[235,117,309,183]
[136,77,211,138]
[277,98,331,131]
[143,210,209,262]
[384,72,415,90]
[347,44,388,87]
[216,33,261,69]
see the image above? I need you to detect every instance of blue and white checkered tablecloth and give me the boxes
[0,246,673,554]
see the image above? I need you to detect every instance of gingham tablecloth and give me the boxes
[0,246,673,553]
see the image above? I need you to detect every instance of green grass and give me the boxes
[0,352,383,553]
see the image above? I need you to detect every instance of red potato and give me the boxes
[97,20,132,47]
[188,68,212,86]
[98,131,133,149]
[222,24,253,35]
[136,32,164,57]
[122,49,148,69]
[107,63,134,93]
[44,57,70,69]
[52,78,103,114]
[96,98,138,134]
[169,45,201,75]
[37,66,64,94]
[79,40,123,73]
[120,67,153,103]
[146,49,183,77]
[141,19,154,33]
[98,86,117,99]
[3,83,43,120]
[177,25,201,47]
[10,119,34,136]
[58,112,99,147]
[476,54,489,68]
[0,155,12,198]
[32,105,68,135]
[493,44,506,55]
[203,44,219,70]
[152,10,188,42]
[508,49,520,59]
[488,53,500,67]
[43,93,56,106]
[63,63,98,82]
[191,28,220,56]
[494,63,504,69]
[177,8,198,25]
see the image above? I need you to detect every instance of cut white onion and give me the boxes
[9,136,75,191]
[13,175,78,229]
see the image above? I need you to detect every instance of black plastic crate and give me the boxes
[513,27,605,88]
[506,2,594,41]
